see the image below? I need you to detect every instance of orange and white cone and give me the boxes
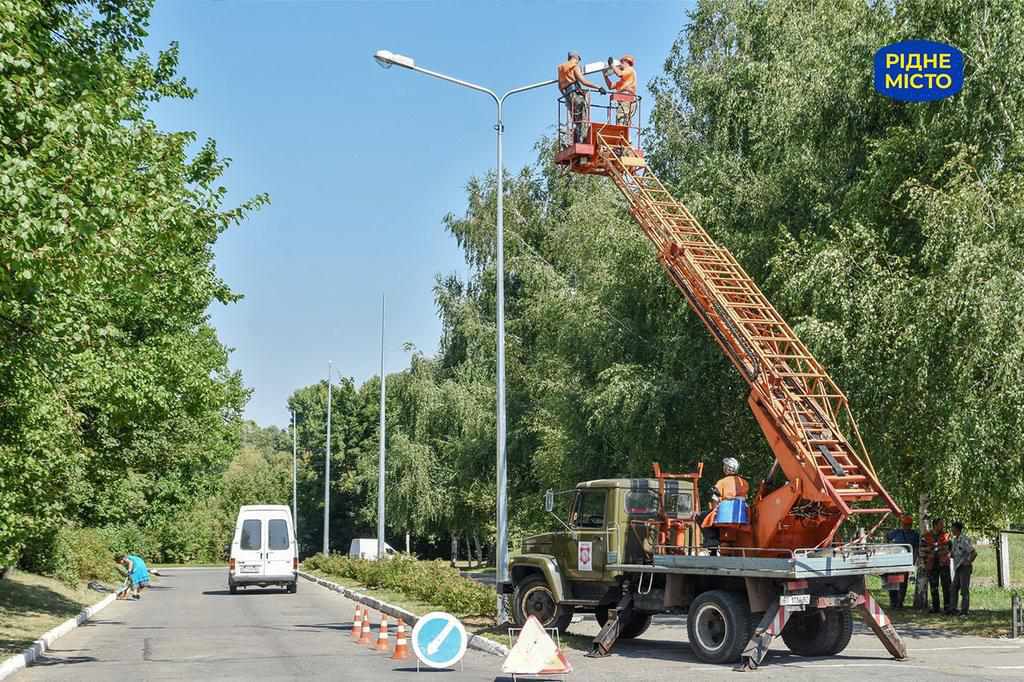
[351,604,363,641]
[373,613,390,651]
[359,610,375,645]
[390,620,411,660]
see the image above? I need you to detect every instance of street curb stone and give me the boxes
[297,570,510,658]
[0,591,117,680]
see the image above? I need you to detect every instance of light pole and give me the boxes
[377,294,387,561]
[292,408,298,546]
[373,50,602,621]
[324,360,332,555]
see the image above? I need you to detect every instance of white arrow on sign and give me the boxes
[426,619,457,657]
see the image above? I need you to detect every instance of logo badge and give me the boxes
[874,40,964,102]
[578,541,592,571]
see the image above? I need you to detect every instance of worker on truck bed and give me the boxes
[698,457,749,551]
[558,51,603,144]
[603,54,637,126]
[950,521,976,616]
[920,518,953,614]
[886,514,920,609]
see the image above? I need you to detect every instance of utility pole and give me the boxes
[292,409,298,546]
[377,295,387,561]
[324,361,332,555]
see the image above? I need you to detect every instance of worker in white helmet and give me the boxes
[699,457,751,551]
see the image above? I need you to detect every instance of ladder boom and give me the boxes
[570,129,901,551]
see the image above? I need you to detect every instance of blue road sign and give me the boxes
[410,611,468,669]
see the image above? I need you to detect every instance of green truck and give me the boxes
[506,477,913,669]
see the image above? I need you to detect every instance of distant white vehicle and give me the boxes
[349,538,398,560]
[228,505,297,594]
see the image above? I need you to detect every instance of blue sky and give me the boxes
[144,1,693,428]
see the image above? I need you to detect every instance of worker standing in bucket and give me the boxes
[604,54,637,126]
[698,457,749,551]
[558,51,603,144]
[886,515,920,609]
[920,518,953,613]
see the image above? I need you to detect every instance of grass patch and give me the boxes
[973,535,1024,587]
[867,574,1018,637]
[0,572,96,656]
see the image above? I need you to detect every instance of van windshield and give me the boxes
[241,519,262,550]
[268,519,289,550]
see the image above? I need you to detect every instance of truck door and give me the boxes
[562,489,609,582]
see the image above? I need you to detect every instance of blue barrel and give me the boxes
[715,498,750,525]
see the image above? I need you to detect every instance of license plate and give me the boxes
[241,565,259,574]
[780,594,811,606]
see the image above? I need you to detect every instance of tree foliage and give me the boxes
[0,0,264,565]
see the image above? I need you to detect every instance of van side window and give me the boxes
[268,519,289,550]
[241,519,262,550]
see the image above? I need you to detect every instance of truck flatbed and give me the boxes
[609,543,913,580]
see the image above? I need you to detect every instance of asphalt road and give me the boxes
[16,568,1024,681]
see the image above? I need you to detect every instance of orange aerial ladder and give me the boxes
[556,93,902,554]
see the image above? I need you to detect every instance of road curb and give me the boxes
[0,591,117,680]
[297,570,510,658]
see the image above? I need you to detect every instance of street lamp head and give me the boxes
[374,49,415,70]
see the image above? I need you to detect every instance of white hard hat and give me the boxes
[723,457,739,474]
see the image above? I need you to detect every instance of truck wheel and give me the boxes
[686,590,752,664]
[595,607,653,639]
[782,608,853,657]
[512,575,574,633]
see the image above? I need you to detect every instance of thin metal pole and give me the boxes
[377,295,387,561]
[292,409,298,543]
[494,98,509,624]
[324,361,332,555]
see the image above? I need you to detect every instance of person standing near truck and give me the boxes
[919,518,952,613]
[950,521,976,616]
[886,515,920,609]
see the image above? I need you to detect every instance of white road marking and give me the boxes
[425,620,457,657]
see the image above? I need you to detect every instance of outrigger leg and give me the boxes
[857,589,907,660]
[736,600,791,671]
[587,581,636,658]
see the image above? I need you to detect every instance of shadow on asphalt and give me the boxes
[202,588,291,596]
[27,653,97,666]
[294,623,354,632]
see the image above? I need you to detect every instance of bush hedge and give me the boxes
[303,553,496,618]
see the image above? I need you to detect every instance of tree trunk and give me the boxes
[472,533,483,568]
[450,532,459,567]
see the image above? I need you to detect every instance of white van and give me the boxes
[348,538,398,560]
[228,505,297,594]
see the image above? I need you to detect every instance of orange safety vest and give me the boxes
[557,61,578,91]
[611,65,637,94]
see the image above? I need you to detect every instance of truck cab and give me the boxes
[509,477,698,633]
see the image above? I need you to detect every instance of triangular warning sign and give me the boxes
[502,615,572,675]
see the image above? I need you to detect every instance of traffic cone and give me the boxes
[391,620,411,660]
[351,604,363,641]
[373,613,390,652]
[359,610,375,645]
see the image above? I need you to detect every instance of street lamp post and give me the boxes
[292,409,298,545]
[324,360,332,555]
[378,294,387,562]
[373,50,601,621]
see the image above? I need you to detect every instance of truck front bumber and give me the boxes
[610,543,914,580]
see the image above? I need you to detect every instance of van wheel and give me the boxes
[782,608,853,657]
[512,575,574,633]
[686,590,752,664]
[594,607,653,639]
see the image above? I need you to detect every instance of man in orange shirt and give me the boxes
[558,51,602,143]
[699,457,749,551]
[604,54,638,126]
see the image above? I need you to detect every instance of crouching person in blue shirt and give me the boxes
[116,554,150,600]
